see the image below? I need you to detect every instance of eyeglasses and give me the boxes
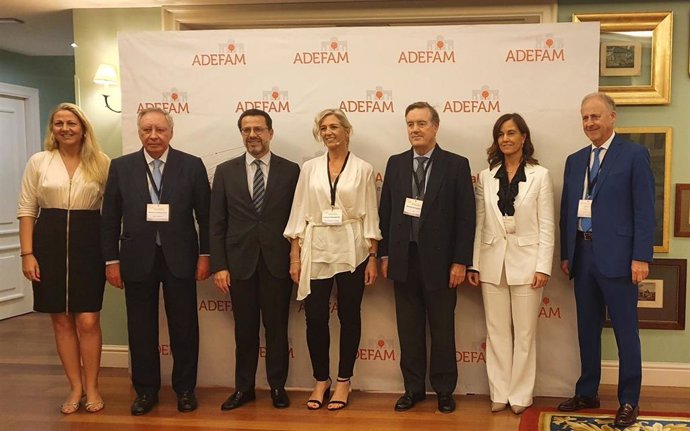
[241,127,269,136]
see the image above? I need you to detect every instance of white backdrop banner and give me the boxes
[119,22,599,396]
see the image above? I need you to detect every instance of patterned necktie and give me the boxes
[252,159,265,212]
[581,147,602,233]
[150,159,162,204]
[413,156,429,199]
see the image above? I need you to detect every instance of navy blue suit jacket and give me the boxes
[559,134,655,278]
[101,147,211,282]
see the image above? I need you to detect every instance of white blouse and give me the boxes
[17,150,109,218]
[284,152,382,300]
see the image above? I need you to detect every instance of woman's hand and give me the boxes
[21,254,40,282]
[467,271,480,287]
[364,257,378,286]
[290,261,300,285]
[532,272,549,289]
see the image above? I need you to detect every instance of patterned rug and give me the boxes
[519,407,690,431]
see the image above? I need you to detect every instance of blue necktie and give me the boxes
[581,147,601,233]
[252,159,265,212]
[150,159,162,204]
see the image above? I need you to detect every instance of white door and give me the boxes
[0,83,41,320]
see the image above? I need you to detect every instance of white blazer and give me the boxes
[470,163,555,286]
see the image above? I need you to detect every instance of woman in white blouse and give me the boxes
[284,109,381,411]
[467,113,554,414]
[18,103,110,414]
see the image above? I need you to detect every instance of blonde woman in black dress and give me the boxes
[18,103,110,414]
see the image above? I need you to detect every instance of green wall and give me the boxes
[0,49,75,140]
[73,8,162,346]
[558,1,690,363]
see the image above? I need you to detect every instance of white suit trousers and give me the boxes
[481,270,543,407]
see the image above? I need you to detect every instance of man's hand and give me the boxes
[213,270,231,294]
[560,260,570,277]
[106,263,123,289]
[379,258,389,280]
[196,256,211,281]
[631,260,649,284]
[449,263,466,288]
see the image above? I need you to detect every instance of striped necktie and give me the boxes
[252,159,265,212]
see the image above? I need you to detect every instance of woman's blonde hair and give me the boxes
[44,103,109,185]
[312,108,352,143]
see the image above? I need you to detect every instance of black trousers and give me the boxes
[304,259,367,381]
[229,253,293,392]
[124,246,199,396]
[394,243,457,395]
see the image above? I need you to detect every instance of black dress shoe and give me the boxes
[177,391,197,412]
[557,394,600,411]
[614,403,639,427]
[437,393,456,413]
[131,393,158,416]
[220,390,256,411]
[394,392,426,411]
[271,388,290,409]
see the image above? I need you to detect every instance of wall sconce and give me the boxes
[93,63,121,113]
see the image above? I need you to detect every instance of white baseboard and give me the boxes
[102,344,129,368]
[602,360,690,387]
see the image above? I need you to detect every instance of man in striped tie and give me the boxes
[558,93,655,427]
[210,109,300,410]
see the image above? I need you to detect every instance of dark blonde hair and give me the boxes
[44,103,109,184]
[312,108,352,143]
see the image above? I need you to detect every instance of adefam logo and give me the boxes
[339,86,394,113]
[505,33,565,63]
[235,87,290,113]
[443,85,500,113]
[137,88,190,114]
[538,296,561,319]
[356,339,396,361]
[293,37,349,64]
[297,300,338,314]
[192,40,246,66]
[399,35,456,64]
[457,340,487,363]
[199,299,233,312]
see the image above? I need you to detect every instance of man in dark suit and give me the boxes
[101,107,211,416]
[210,109,299,410]
[558,92,655,427]
[379,101,475,413]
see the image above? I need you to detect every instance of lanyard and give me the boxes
[145,163,164,202]
[412,157,431,199]
[327,151,350,207]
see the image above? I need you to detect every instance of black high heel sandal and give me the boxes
[327,377,351,411]
[307,378,331,410]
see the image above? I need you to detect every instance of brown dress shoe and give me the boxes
[557,394,600,411]
[614,403,639,427]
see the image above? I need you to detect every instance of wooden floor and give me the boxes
[2,314,689,431]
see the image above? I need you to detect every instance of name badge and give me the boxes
[147,204,170,222]
[403,198,423,218]
[322,208,343,225]
[577,200,592,218]
[503,216,516,234]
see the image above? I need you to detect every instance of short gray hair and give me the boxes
[581,92,616,112]
[137,107,174,130]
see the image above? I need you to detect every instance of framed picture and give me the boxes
[600,41,642,76]
[675,184,690,237]
[615,127,672,253]
[605,258,687,330]
[573,12,673,105]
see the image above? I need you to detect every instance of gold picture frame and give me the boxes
[573,12,673,105]
[615,127,672,253]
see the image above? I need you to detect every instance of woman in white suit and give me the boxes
[467,113,554,415]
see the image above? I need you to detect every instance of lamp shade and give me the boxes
[93,64,119,86]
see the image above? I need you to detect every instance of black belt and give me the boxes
[576,231,593,241]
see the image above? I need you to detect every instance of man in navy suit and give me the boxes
[558,93,655,427]
[210,109,299,410]
[379,101,475,414]
[102,107,211,415]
